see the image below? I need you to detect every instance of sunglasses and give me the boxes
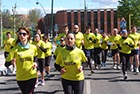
[60,39,64,42]
[74,28,78,29]
[19,32,27,36]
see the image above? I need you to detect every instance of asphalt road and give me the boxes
[0,51,140,94]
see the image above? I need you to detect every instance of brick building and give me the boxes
[38,8,120,36]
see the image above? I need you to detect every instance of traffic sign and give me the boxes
[54,23,59,32]
[120,17,127,28]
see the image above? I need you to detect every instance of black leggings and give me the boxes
[17,78,36,94]
[62,78,84,94]
[120,52,130,75]
[102,49,108,63]
[94,48,101,67]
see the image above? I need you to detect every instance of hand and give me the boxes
[126,42,128,45]
[32,62,37,69]
[60,68,66,75]
[37,44,40,47]
[78,66,83,73]
[89,37,93,41]
[81,40,84,45]
[11,57,17,64]
[113,43,115,46]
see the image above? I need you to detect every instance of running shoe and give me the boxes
[117,66,121,70]
[95,66,98,70]
[130,65,134,72]
[91,70,94,74]
[41,80,45,86]
[113,65,117,69]
[135,68,139,74]
[12,68,16,74]
[35,81,38,88]
[46,73,51,78]
[124,75,127,80]
[102,62,105,66]
[104,63,106,67]
[6,69,10,75]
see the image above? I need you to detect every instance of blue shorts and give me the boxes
[130,48,139,56]
[84,49,94,57]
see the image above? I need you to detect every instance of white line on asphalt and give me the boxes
[85,80,91,94]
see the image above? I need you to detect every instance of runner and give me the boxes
[33,33,46,87]
[43,35,52,78]
[108,28,121,69]
[83,26,94,73]
[128,25,140,73]
[54,36,66,59]
[101,31,109,67]
[54,32,87,94]
[34,29,44,41]
[1,32,15,75]
[55,25,69,46]
[5,27,38,94]
[117,29,134,79]
[93,28,102,69]
[73,25,84,49]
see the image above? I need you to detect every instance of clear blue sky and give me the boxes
[2,0,118,16]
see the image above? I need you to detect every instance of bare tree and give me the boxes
[28,8,43,26]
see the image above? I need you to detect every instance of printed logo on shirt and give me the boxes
[31,52,33,55]
[18,54,22,57]
[20,57,32,62]
[64,61,76,65]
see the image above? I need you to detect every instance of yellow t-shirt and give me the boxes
[128,32,140,49]
[83,33,95,49]
[55,33,66,46]
[108,34,121,50]
[55,47,87,81]
[74,32,84,49]
[54,45,65,56]
[11,39,17,47]
[94,34,102,48]
[4,38,14,52]
[33,40,46,59]
[118,37,134,54]
[6,44,38,81]
[44,42,52,57]
[101,36,109,50]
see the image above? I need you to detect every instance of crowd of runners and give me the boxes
[1,25,140,94]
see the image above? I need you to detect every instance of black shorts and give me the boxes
[112,48,119,56]
[4,51,9,58]
[45,55,52,66]
[37,59,45,73]
[62,78,84,94]
[130,48,139,56]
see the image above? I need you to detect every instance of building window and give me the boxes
[67,12,71,31]
[81,12,84,33]
[100,11,104,32]
[74,12,78,25]
[107,11,111,33]
[88,12,91,27]
[94,11,97,30]
[114,11,117,28]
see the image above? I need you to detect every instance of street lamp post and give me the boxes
[50,0,54,38]
[0,0,2,47]
[12,3,17,39]
[84,0,87,28]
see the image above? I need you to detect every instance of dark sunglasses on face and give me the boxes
[19,32,27,36]
[60,39,64,42]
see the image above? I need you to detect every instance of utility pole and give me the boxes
[12,3,17,39]
[0,0,2,47]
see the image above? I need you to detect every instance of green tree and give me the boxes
[28,9,43,26]
[117,0,140,28]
